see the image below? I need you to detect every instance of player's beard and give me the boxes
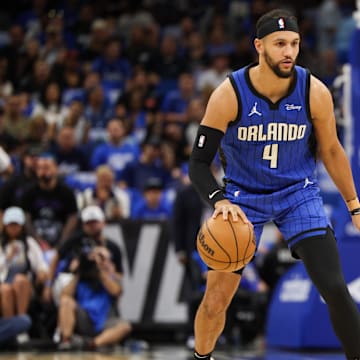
[264,50,296,78]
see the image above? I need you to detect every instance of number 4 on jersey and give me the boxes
[263,143,278,168]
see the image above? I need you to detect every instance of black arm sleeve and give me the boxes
[189,125,226,208]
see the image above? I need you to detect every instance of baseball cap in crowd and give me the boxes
[81,205,105,223]
[3,207,26,225]
[143,177,164,191]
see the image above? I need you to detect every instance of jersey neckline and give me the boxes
[244,63,298,110]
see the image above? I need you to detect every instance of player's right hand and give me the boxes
[213,199,251,224]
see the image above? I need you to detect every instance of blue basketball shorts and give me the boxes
[224,179,332,253]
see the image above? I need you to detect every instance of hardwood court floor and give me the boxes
[0,346,348,360]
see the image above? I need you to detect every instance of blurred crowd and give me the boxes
[0,0,356,352]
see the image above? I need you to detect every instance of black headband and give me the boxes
[257,17,299,39]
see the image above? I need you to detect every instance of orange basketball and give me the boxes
[196,215,256,272]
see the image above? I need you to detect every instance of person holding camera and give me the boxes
[52,205,131,350]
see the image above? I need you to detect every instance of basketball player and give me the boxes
[189,9,360,360]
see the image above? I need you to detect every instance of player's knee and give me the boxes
[202,290,231,318]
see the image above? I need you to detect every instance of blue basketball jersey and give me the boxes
[222,64,331,249]
[222,64,316,193]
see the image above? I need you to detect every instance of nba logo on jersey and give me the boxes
[278,18,285,29]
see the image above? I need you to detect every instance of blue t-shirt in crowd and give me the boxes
[160,90,190,115]
[92,57,132,92]
[76,281,112,333]
[120,160,172,191]
[131,196,172,220]
[91,140,140,180]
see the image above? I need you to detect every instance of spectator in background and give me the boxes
[0,24,24,88]
[51,205,131,350]
[162,122,189,166]
[0,145,12,174]
[52,49,83,96]
[178,15,197,52]
[0,57,13,98]
[0,144,12,189]
[3,94,30,147]
[91,118,140,181]
[119,136,172,194]
[20,59,52,100]
[131,177,172,220]
[38,82,66,131]
[92,37,132,93]
[0,106,18,153]
[115,68,160,140]
[80,18,111,64]
[83,71,102,94]
[15,0,47,41]
[184,32,209,77]
[84,85,113,131]
[0,314,32,347]
[149,34,187,94]
[49,126,89,177]
[159,140,181,181]
[77,165,130,221]
[26,114,49,150]
[72,3,95,50]
[160,71,197,124]
[41,22,67,67]
[206,23,235,59]
[125,23,158,69]
[0,207,49,320]
[17,91,43,119]
[61,98,90,146]
[116,88,151,143]
[60,71,85,110]
[118,5,155,46]
[16,38,41,90]
[0,145,41,211]
[196,52,232,94]
[21,155,78,263]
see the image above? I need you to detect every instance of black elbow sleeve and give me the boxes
[189,125,226,207]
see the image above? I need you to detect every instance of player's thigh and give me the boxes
[276,188,330,249]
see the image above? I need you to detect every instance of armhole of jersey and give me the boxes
[305,68,317,158]
[227,73,242,126]
[305,68,312,123]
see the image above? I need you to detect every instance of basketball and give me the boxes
[196,215,256,272]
